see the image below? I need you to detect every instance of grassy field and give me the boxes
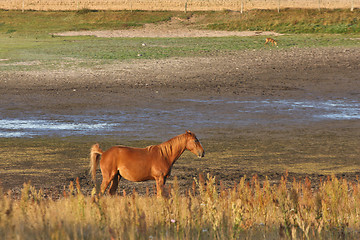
[1,9,360,239]
[204,9,360,33]
[1,9,359,36]
[1,34,360,71]
[0,9,359,71]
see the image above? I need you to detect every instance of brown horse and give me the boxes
[90,131,205,196]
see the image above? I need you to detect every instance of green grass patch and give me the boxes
[0,34,359,71]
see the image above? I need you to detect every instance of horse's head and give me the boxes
[185,131,205,158]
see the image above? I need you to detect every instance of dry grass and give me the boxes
[1,174,359,239]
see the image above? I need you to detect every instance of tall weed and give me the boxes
[0,175,359,239]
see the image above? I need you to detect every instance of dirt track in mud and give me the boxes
[1,46,360,197]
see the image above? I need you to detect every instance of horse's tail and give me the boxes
[90,143,103,182]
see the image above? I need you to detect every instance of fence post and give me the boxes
[277,0,280,13]
[22,0,24,12]
[351,0,354,11]
[241,0,243,14]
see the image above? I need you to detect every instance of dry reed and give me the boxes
[0,174,359,239]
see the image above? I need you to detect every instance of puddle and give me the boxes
[232,99,360,120]
[0,98,358,138]
[0,119,113,137]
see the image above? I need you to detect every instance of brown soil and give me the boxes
[0,25,360,197]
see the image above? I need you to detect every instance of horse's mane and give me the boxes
[157,133,188,159]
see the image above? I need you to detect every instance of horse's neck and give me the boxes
[159,135,187,165]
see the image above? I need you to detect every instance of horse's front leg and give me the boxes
[155,176,166,197]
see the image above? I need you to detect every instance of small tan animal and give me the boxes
[265,38,277,47]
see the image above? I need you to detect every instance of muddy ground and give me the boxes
[0,46,360,198]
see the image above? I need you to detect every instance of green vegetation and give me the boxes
[0,10,174,37]
[1,175,359,239]
[205,9,360,34]
[0,9,359,71]
[0,9,359,36]
[0,34,359,71]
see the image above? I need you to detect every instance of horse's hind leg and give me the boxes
[100,178,111,195]
[100,171,118,195]
[109,171,121,195]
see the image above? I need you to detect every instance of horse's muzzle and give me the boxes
[198,151,205,158]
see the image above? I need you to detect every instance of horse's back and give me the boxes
[102,146,146,161]
[101,145,160,182]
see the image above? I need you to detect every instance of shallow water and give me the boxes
[0,98,358,138]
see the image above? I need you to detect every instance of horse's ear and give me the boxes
[186,130,191,134]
